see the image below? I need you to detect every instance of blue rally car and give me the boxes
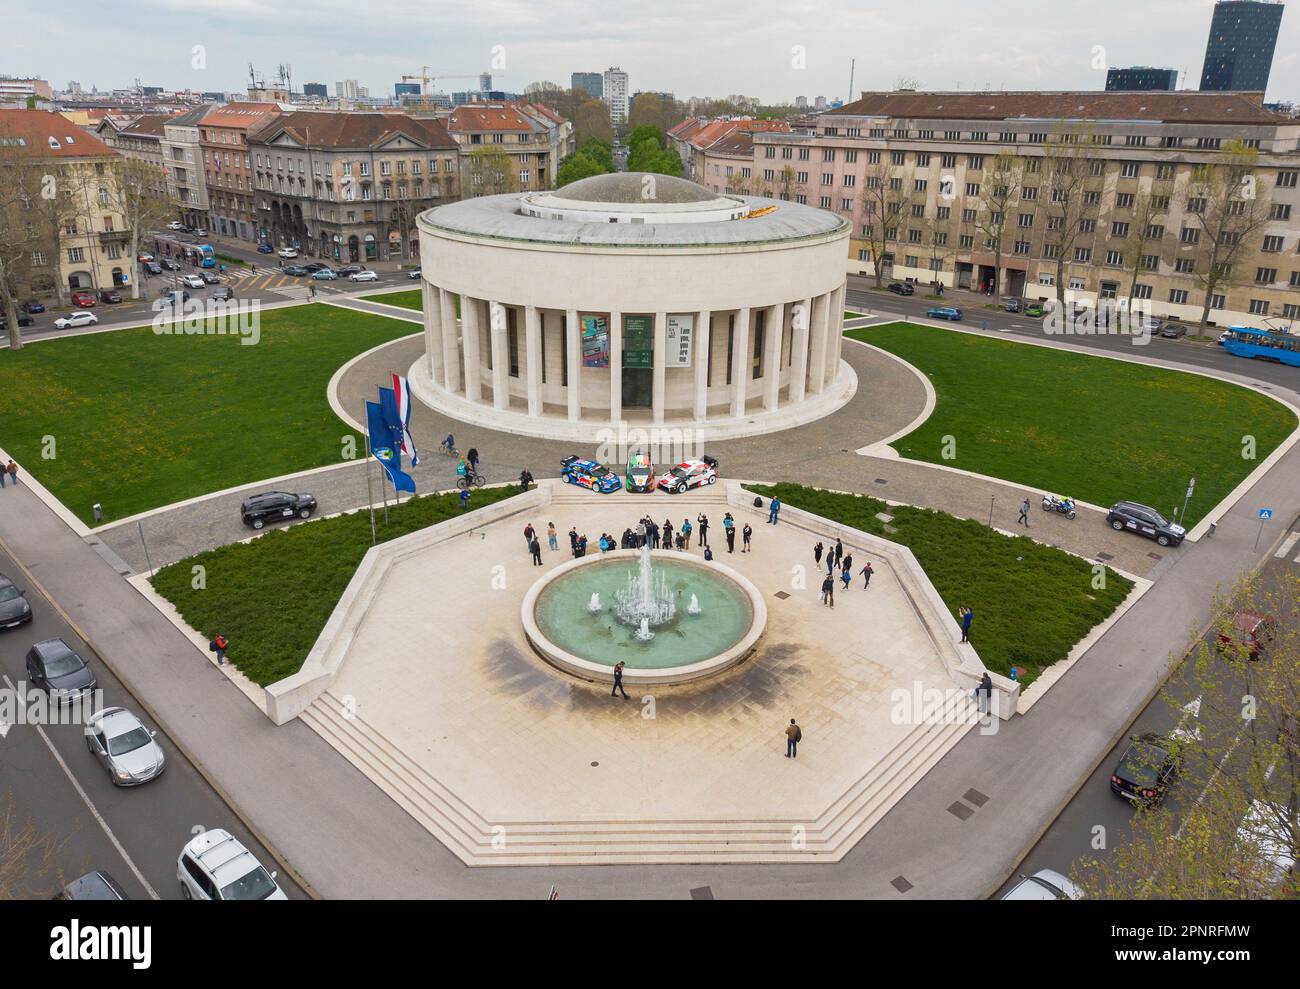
[560,455,622,493]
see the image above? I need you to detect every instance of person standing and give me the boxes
[960,606,974,643]
[703,545,714,562]
[834,538,844,569]
[523,523,536,549]
[675,531,685,551]
[696,513,709,548]
[662,519,673,550]
[860,561,874,588]
[569,526,579,555]
[208,633,229,667]
[547,522,558,551]
[459,488,470,511]
[681,517,692,550]
[974,671,993,714]
[578,533,588,557]
[467,447,480,473]
[741,522,752,553]
[1017,498,1030,527]
[612,661,629,699]
[519,468,534,492]
[530,536,543,566]
[723,514,736,553]
[636,520,647,548]
[0,460,13,487]
[813,541,824,567]
[768,496,782,524]
[785,718,801,758]
[821,573,835,608]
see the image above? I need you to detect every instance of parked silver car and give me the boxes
[84,707,166,786]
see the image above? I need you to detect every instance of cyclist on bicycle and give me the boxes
[442,433,456,455]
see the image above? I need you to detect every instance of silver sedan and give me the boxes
[85,707,166,786]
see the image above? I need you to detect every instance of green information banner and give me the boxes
[622,314,654,368]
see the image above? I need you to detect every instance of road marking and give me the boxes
[1275,531,1300,559]
[0,720,9,738]
[1,674,159,899]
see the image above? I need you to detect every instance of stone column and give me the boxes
[525,305,542,417]
[762,302,783,411]
[462,295,482,403]
[489,301,509,411]
[439,289,460,394]
[566,308,581,421]
[827,284,845,388]
[789,296,812,404]
[729,307,751,419]
[652,311,667,424]
[608,310,622,424]
[693,309,712,420]
[807,292,831,395]
[423,281,440,383]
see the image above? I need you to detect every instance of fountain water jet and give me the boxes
[612,543,675,628]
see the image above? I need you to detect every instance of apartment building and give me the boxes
[669,118,792,190]
[446,102,574,192]
[94,114,171,203]
[162,105,210,228]
[603,67,629,126]
[247,110,460,261]
[752,90,1300,327]
[200,101,281,242]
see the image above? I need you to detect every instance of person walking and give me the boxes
[611,661,629,699]
[842,553,853,576]
[820,573,835,608]
[530,536,543,566]
[813,541,824,567]
[696,513,709,548]
[723,514,736,553]
[519,468,534,492]
[547,522,558,551]
[960,606,974,643]
[0,460,13,487]
[840,560,852,590]
[741,522,752,553]
[834,538,844,569]
[1017,498,1030,527]
[681,518,692,550]
[768,496,782,524]
[785,718,801,758]
[523,523,536,549]
[860,561,874,588]
[459,489,471,511]
[208,633,229,667]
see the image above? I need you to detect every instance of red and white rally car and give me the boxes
[656,455,719,493]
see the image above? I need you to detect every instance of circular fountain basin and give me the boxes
[522,550,767,685]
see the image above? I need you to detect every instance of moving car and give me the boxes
[160,258,180,271]
[407,269,422,279]
[1106,501,1185,547]
[625,452,655,492]
[657,456,720,494]
[182,274,205,289]
[1110,733,1179,806]
[212,286,235,301]
[240,491,317,529]
[560,456,622,493]
[1215,612,1277,661]
[21,299,46,314]
[0,573,33,628]
[97,288,122,303]
[282,265,309,276]
[277,247,299,259]
[887,281,914,296]
[256,243,275,254]
[0,314,34,331]
[85,707,166,786]
[302,261,330,273]
[25,637,96,705]
[144,261,163,275]
[349,270,379,282]
[71,291,96,308]
[177,829,286,901]
[55,871,129,901]
[200,270,221,285]
[1023,301,1047,318]
[336,265,364,276]
[310,268,339,280]
[193,228,208,237]
[166,220,184,230]
[1000,869,1082,900]
[136,252,154,263]
[925,306,963,321]
[53,311,99,329]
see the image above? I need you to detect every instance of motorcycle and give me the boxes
[1041,494,1077,520]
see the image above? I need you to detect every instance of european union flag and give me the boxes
[366,399,416,493]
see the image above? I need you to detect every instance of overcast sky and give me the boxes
[8,0,1297,102]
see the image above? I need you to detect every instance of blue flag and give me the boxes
[366,400,416,493]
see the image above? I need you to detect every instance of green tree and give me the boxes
[574,99,613,145]
[556,152,606,187]
[627,93,666,133]
[465,146,518,196]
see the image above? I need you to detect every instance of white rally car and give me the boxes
[656,455,719,494]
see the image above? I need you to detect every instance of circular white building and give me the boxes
[412,172,853,441]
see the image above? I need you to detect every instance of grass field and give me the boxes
[151,487,520,685]
[849,322,1297,527]
[360,289,423,311]
[0,304,420,525]
[748,483,1133,684]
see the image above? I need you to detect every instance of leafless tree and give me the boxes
[859,152,906,289]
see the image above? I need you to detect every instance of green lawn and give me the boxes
[360,289,423,311]
[151,487,520,685]
[849,322,1297,527]
[0,304,420,525]
[748,483,1133,684]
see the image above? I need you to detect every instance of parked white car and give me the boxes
[177,829,286,901]
[349,270,379,282]
[85,707,165,786]
[182,274,205,289]
[166,220,184,230]
[277,247,299,259]
[1000,868,1083,900]
[54,311,99,329]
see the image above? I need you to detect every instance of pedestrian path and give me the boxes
[225,266,308,292]
[1275,530,1300,563]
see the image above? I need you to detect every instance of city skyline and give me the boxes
[5,0,1296,103]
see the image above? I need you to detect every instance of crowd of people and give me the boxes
[545,511,756,562]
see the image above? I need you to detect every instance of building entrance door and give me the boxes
[622,367,653,408]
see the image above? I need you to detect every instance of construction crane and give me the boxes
[401,67,492,111]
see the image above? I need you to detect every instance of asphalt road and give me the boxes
[995,510,1300,897]
[845,276,1300,391]
[0,541,307,901]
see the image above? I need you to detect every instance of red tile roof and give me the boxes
[0,109,117,157]
[448,104,533,132]
[687,118,790,150]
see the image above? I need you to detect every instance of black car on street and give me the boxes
[887,282,914,296]
[1110,733,1179,805]
[26,637,97,703]
[0,573,33,628]
[240,491,317,529]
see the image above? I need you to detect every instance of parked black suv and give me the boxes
[240,491,317,530]
[887,281,914,296]
[1110,733,1179,806]
[1106,501,1186,547]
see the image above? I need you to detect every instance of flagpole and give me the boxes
[363,404,376,545]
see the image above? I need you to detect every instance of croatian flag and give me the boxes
[390,373,420,467]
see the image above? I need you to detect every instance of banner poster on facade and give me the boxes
[622,314,654,368]
[581,314,609,367]
[665,314,694,368]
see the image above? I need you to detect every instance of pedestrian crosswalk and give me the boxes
[226,265,308,291]
[1275,530,1300,564]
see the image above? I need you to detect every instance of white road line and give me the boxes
[1274,531,1300,559]
[1,674,159,899]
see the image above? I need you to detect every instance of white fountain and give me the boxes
[613,543,676,634]
[587,592,602,614]
[687,593,701,615]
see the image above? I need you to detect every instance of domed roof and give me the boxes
[551,172,719,205]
